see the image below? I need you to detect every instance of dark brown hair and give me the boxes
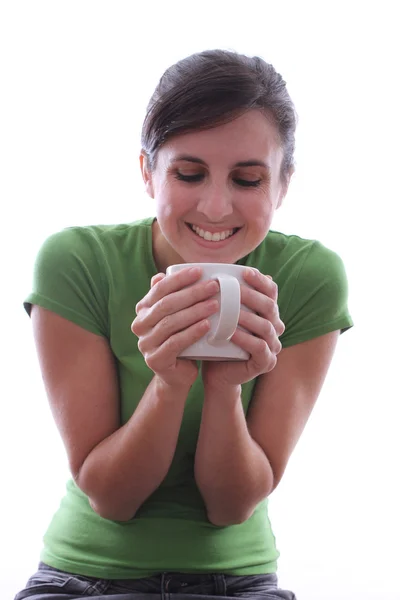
[141,49,297,180]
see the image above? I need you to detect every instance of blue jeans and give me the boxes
[14,562,296,599]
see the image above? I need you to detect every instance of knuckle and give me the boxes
[166,335,181,356]
[151,273,165,287]
[263,296,276,317]
[268,354,278,371]
[271,302,280,322]
[255,337,268,353]
[137,337,146,354]
[159,314,173,334]
[131,318,141,335]
[144,356,154,370]
[157,295,171,316]
[144,353,159,371]
[264,320,274,336]
[135,295,151,314]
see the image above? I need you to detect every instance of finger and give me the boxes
[151,273,166,288]
[240,286,285,336]
[133,279,219,334]
[238,310,282,355]
[136,267,202,311]
[230,328,278,374]
[144,319,211,372]
[137,298,219,352]
[243,268,278,301]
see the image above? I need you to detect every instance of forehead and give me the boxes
[158,110,283,168]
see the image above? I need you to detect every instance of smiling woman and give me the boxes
[15,49,353,600]
[144,110,288,270]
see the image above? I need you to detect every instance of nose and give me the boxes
[196,184,233,221]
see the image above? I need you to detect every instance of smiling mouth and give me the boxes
[187,223,240,242]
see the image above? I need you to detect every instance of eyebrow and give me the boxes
[171,154,270,170]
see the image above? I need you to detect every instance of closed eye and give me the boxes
[175,172,204,183]
[175,172,262,188]
[234,178,262,187]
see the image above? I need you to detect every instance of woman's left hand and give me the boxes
[201,268,285,390]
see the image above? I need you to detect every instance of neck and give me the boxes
[152,219,183,272]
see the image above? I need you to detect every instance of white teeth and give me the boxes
[191,225,235,242]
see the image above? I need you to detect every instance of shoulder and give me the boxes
[41,217,154,249]
[25,218,155,332]
[270,231,348,287]
[244,230,353,348]
[243,229,348,287]
[269,232,350,305]
[34,217,155,266]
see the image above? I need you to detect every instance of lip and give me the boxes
[188,223,239,233]
[185,222,241,248]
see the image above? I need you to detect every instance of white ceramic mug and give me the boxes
[166,263,255,361]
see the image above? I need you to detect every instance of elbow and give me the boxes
[71,463,137,522]
[74,468,137,522]
[205,483,274,527]
[207,508,255,527]
[88,498,136,522]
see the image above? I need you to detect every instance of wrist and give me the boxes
[203,381,242,402]
[153,375,192,401]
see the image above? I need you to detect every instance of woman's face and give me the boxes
[141,110,291,271]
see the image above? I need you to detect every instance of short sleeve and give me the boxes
[24,227,109,337]
[279,241,353,348]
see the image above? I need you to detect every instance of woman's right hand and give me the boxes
[131,267,219,390]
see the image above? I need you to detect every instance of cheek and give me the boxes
[254,214,272,235]
[160,203,174,219]
[159,183,196,215]
[241,198,275,236]
[155,190,187,227]
[241,195,271,220]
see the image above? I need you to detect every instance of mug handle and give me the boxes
[208,274,241,344]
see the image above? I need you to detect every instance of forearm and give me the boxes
[194,385,274,526]
[76,377,189,521]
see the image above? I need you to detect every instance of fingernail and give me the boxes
[206,280,219,292]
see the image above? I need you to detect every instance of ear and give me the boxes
[277,166,294,209]
[140,151,155,198]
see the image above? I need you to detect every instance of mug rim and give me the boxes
[166,262,258,272]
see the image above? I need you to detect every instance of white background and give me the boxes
[1,2,399,599]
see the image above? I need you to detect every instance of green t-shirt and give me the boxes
[24,216,353,579]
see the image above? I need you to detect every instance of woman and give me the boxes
[15,49,353,599]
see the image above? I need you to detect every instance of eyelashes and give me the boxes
[233,179,262,188]
[174,172,262,188]
[175,173,204,183]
